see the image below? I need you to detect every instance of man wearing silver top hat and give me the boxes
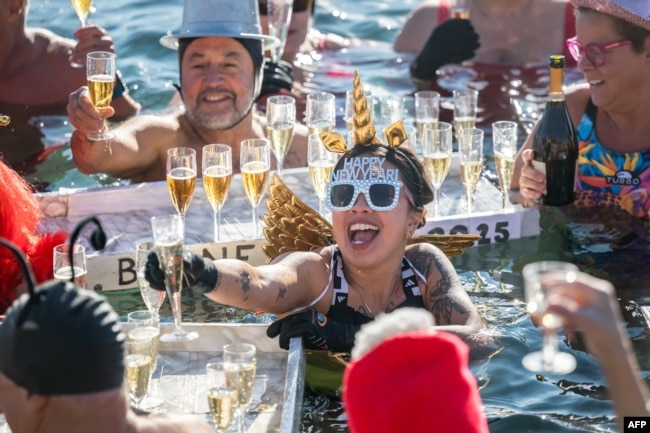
[66,0,309,183]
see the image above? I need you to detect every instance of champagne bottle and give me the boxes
[531,55,578,206]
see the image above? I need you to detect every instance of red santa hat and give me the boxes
[0,160,67,313]
[342,329,489,433]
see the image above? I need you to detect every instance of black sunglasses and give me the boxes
[259,0,313,15]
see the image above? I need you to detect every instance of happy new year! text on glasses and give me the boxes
[565,36,631,67]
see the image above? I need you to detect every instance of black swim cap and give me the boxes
[177,37,264,100]
[0,281,125,395]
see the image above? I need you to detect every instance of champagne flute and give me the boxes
[267,0,293,63]
[458,127,484,215]
[151,214,198,343]
[522,261,578,374]
[202,144,233,243]
[71,0,93,28]
[124,331,155,409]
[136,240,166,316]
[415,90,440,154]
[223,343,257,433]
[53,243,87,289]
[240,139,270,239]
[422,122,453,219]
[453,88,478,139]
[451,0,470,19]
[206,361,240,433]
[308,133,338,216]
[378,95,404,134]
[344,88,373,132]
[86,51,116,141]
[306,92,336,135]
[166,147,197,233]
[69,0,94,67]
[492,121,518,209]
[266,95,296,177]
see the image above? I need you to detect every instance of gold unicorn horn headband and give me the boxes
[319,70,408,153]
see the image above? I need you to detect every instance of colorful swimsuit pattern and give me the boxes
[325,247,426,326]
[576,100,650,221]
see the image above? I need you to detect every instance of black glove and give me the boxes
[411,19,480,81]
[144,250,219,294]
[259,59,294,99]
[266,310,360,353]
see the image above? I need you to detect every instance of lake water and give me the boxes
[24,1,650,433]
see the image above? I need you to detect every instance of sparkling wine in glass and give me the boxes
[458,127,484,215]
[306,92,336,136]
[53,243,88,289]
[522,261,578,374]
[266,95,295,177]
[415,90,440,155]
[124,331,155,409]
[453,88,478,139]
[206,361,240,433]
[202,144,233,243]
[308,134,338,216]
[267,0,293,63]
[135,240,166,316]
[71,0,93,27]
[422,122,453,219]
[150,214,198,343]
[86,51,116,141]
[240,139,270,239]
[492,121,518,209]
[223,343,257,433]
[166,147,197,232]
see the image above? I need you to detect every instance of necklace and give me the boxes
[345,267,402,316]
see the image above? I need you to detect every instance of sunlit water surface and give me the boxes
[25,1,650,432]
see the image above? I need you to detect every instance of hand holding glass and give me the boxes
[266,95,296,176]
[422,122,453,219]
[151,214,198,342]
[522,261,578,374]
[308,134,338,216]
[166,147,197,230]
[53,244,87,289]
[202,144,233,242]
[241,139,270,239]
[458,127,484,215]
[492,121,518,209]
[86,52,116,141]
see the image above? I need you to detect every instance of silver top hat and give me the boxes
[160,0,279,50]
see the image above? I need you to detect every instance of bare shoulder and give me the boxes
[404,243,453,276]
[394,1,441,53]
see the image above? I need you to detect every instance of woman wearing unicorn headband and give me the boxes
[144,72,486,355]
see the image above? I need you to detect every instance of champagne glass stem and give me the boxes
[466,190,472,215]
[542,328,560,371]
[170,290,183,332]
[433,187,440,219]
[213,209,221,243]
[277,158,284,176]
[252,204,259,239]
[318,197,326,217]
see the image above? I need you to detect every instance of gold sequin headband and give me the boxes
[319,70,407,153]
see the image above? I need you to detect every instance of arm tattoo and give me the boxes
[238,271,251,293]
[276,286,287,301]
[426,256,468,325]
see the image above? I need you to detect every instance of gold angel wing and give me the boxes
[408,234,482,258]
[262,174,335,262]
[262,175,481,261]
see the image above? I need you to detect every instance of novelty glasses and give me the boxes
[327,179,405,212]
[565,36,631,67]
